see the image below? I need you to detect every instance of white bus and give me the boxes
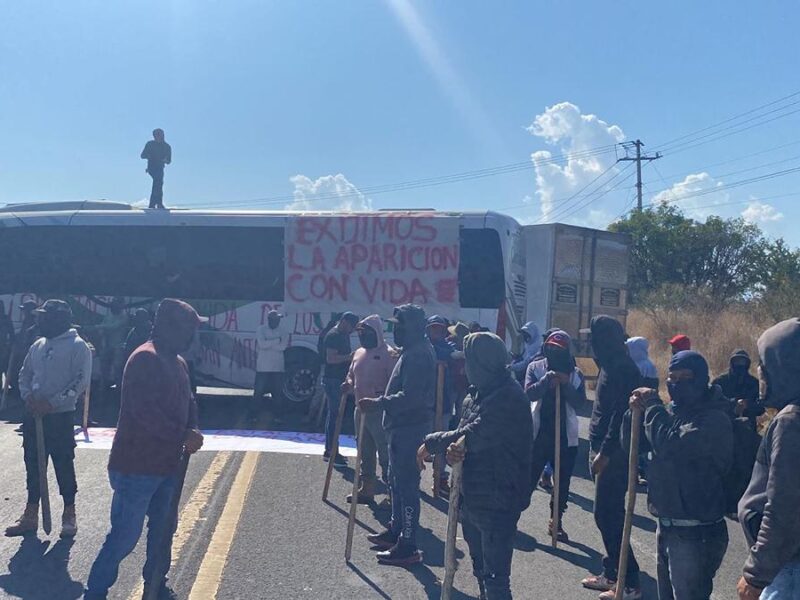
[0,203,527,408]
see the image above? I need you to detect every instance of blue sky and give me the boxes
[1,1,799,242]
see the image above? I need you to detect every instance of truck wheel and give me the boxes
[283,348,320,411]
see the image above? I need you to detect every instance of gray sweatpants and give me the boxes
[354,406,389,485]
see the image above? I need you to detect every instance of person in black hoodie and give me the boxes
[582,315,642,600]
[630,350,733,600]
[737,318,800,600]
[711,349,763,429]
[359,304,436,566]
[419,332,532,600]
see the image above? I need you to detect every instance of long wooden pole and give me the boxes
[35,416,52,535]
[345,411,366,561]
[441,436,466,600]
[322,390,349,501]
[615,405,642,600]
[433,362,445,497]
[82,382,92,434]
[551,384,562,548]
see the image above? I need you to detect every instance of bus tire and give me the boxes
[282,347,320,413]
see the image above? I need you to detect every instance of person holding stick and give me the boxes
[418,332,532,599]
[322,312,358,467]
[583,315,642,600]
[358,304,435,567]
[4,300,92,538]
[524,330,585,543]
[85,299,205,600]
[342,315,396,505]
[627,351,732,600]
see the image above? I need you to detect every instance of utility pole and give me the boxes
[619,140,661,211]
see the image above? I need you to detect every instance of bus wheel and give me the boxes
[283,348,320,412]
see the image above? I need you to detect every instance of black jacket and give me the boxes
[643,387,733,522]
[711,350,763,425]
[425,376,533,515]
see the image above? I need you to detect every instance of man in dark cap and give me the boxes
[124,308,153,362]
[5,300,92,538]
[420,332,532,599]
[582,315,642,599]
[359,304,436,566]
[711,349,763,428]
[630,351,732,600]
[322,311,359,466]
[141,128,172,209]
[85,299,205,600]
[737,318,800,600]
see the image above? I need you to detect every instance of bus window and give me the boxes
[459,228,505,308]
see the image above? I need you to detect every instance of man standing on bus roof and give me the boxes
[141,128,171,209]
[322,311,359,467]
[250,310,289,425]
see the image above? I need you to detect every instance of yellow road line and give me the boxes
[128,451,233,600]
[188,451,259,600]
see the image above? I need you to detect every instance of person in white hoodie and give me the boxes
[249,310,289,423]
[5,300,92,538]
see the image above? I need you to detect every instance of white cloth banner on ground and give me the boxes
[283,213,460,316]
[75,428,357,456]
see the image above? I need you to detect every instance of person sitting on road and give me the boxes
[359,304,436,567]
[5,300,92,539]
[250,310,289,424]
[668,334,691,355]
[321,311,358,467]
[525,330,586,542]
[712,349,764,430]
[737,318,800,600]
[419,332,532,600]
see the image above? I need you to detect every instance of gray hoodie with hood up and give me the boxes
[738,317,800,589]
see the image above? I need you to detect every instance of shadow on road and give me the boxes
[0,537,84,600]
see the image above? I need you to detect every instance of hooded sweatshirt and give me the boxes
[18,328,92,414]
[109,299,200,476]
[642,351,733,522]
[711,349,762,422]
[588,315,642,456]
[626,336,659,389]
[346,315,397,401]
[424,332,533,514]
[255,320,289,373]
[738,318,800,590]
[510,321,542,374]
[379,304,436,431]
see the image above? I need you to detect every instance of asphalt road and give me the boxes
[0,391,750,600]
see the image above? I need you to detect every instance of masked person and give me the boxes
[419,332,532,600]
[711,349,763,429]
[85,299,205,600]
[525,330,585,542]
[124,309,153,361]
[626,336,659,389]
[5,300,92,538]
[322,312,358,466]
[630,351,732,600]
[737,318,800,600]
[510,322,542,382]
[583,315,642,600]
[342,315,397,504]
[668,334,691,355]
[95,297,129,389]
[250,310,289,424]
[359,304,435,566]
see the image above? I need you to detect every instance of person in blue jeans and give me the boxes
[322,312,358,466]
[85,299,206,600]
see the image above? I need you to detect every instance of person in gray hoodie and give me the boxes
[359,304,436,566]
[5,300,92,538]
[737,318,800,600]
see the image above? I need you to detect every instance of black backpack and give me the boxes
[723,416,762,514]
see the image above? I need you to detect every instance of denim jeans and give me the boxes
[387,422,429,547]
[85,470,179,599]
[323,377,344,453]
[461,507,520,600]
[656,520,728,600]
[760,561,800,599]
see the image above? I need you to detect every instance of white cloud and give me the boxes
[742,200,784,224]
[286,174,372,212]
[527,102,625,224]
[651,172,729,219]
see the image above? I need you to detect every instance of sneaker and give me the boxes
[598,586,642,600]
[377,497,392,510]
[61,505,77,538]
[346,492,375,505]
[539,473,554,492]
[547,519,569,542]
[4,504,38,537]
[376,541,423,566]
[581,574,616,592]
[367,528,398,550]
[141,585,178,600]
[322,451,330,462]
[333,453,348,467]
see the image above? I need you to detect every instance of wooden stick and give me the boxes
[615,405,642,600]
[433,362,446,497]
[345,410,366,561]
[322,389,349,501]
[441,436,466,600]
[35,416,52,535]
[0,375,8,412]
[551,384,562,548]
[82,382,92,433]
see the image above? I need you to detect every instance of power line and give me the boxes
[545,166,637,224]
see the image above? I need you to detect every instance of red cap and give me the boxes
[668,334,691,352]
[544,330,570,350]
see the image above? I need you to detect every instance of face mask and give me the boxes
[358,328,378,350]
[667,379,704,409]
[268,317,280,329]
[393,322,407,348]
[39,314,69,339]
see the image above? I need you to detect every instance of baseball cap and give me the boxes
[340,311,359,326]
[267,310,283,319]
[19,300,38,312]
[544,330,570,350]
[426,315,449,328]
[34,299,73,317]
[668,334,691,351]
[448,322,469,338]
